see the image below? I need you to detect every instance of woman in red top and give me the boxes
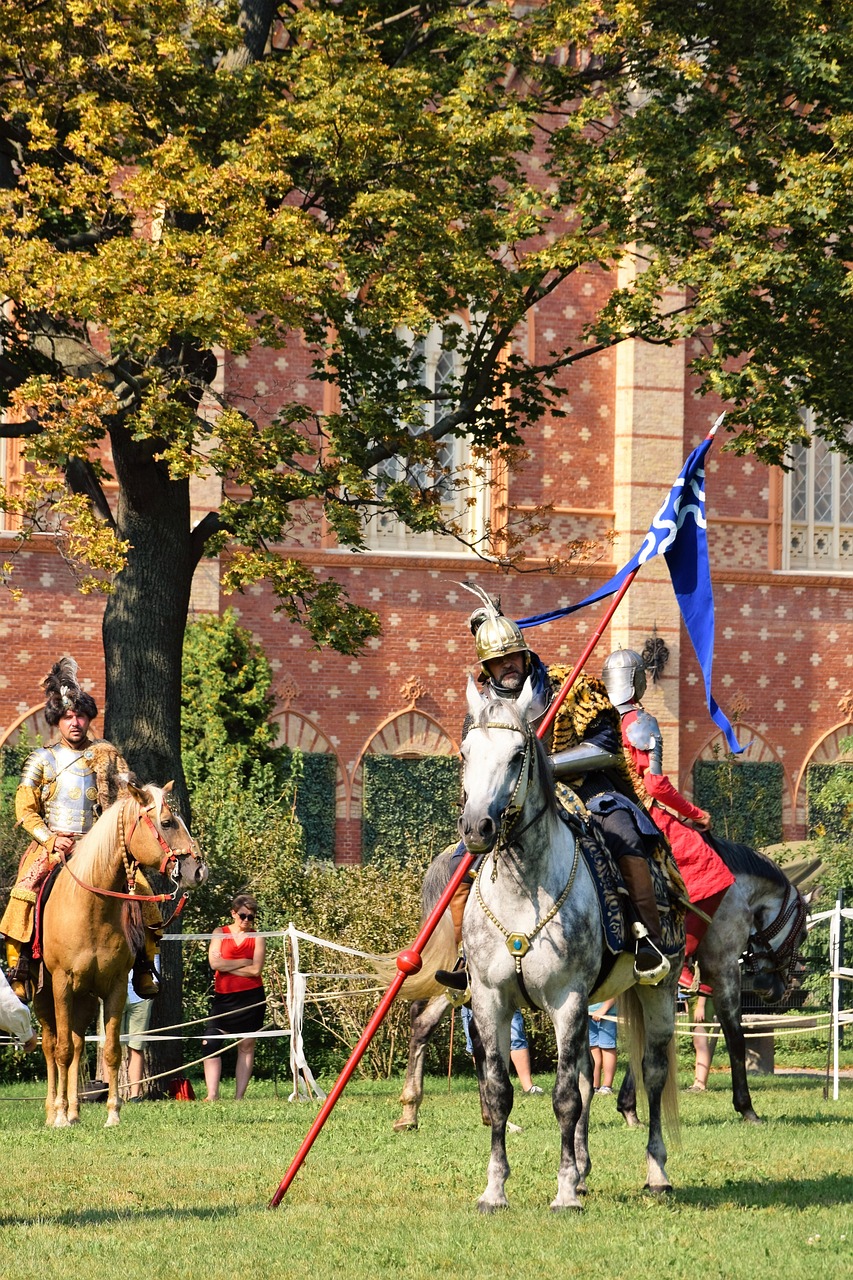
[202,893,266,1101]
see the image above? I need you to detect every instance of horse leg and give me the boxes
[66,993,97,1126]
[473,1002,513,1213]
[394,996,449,1132]
[633,986,677,1195]
[467,1011,493,1126]
[616,1066,640,1128]
[708,972,761,1123]
[50,971,75,1127]
[35,989,58,1128]
[102,987,126,1126]
[550,996,589,1211]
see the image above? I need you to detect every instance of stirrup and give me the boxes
[434,958,470,1007]
[131,963,161,1000]
[631,923,671,986]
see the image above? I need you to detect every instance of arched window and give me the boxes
[784,412,853,570]
[365,320,490,554]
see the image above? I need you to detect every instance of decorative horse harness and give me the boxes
[58,797,197,921]
[472,718,580,1010]
[743,879,808,996]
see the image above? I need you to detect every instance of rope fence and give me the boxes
[2,901,850,1101]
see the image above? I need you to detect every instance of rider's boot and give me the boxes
[131,929,161,999]
[619,856,671,986]
[435,872,474,992]
[5,938,31,1002]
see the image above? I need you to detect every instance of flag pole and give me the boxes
[268,574,637,1207]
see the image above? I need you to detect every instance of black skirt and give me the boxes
[203,985,266,1040]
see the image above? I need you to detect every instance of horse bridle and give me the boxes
[744,880,808,994]
[471,717,580,1009]
[58,795,196,911]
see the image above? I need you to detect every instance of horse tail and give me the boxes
[122,899,146,956]
[367,909,458,1002]
[620,984,681,1146]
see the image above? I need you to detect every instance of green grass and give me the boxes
[0,1070,851,1280]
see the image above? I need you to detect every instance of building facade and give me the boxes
[2,265,852,859]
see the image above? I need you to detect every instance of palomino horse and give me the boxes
[457,678,679,1211]
[617,839,809,1126]
[34,782,207,1128]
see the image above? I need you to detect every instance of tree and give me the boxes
[3,0,853,796]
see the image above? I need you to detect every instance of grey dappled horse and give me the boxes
[456,677,679,1212]
[617,842,809,1125]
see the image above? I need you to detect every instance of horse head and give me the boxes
[458,676,538,853]
[125,781,208,889]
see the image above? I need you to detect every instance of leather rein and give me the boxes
[744,879,808,993]
[58,798,193,915]
[473,719,579,1010]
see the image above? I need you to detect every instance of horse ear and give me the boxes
[127,781,149,805]
[466,675,482,720]
[162,781,174,795]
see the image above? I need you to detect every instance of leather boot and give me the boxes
[131,930,161,999]
[5,939,31,1002]
[619,856,671,986]
[435,874,473,992]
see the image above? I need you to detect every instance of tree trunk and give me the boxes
[102,430,196,1078]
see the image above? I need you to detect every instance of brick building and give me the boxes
[2,264,852,859]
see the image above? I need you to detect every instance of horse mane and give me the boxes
[69,787,151,885]
[475,697,561,822]
[710,834,791,887]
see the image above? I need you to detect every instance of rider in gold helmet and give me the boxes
[435,592,672,994]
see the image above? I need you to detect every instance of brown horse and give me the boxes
[34,782,207,1128]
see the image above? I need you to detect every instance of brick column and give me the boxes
[611,264,687,781]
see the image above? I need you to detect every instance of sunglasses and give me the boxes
[236,912,255,923]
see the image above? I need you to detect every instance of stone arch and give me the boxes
[0,703,54,751]
[793,717,853,832]
[351,709,459,821]
[685,725,794,834]
[269,709,347,820]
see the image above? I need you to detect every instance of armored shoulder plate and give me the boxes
[625,709,663,774]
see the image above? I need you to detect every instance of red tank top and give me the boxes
[213,930,263,994]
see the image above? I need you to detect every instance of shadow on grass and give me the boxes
[0,1205,244,1229]
[667,1171,853,1209]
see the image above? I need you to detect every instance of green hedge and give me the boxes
[294,752,337,860]
[362,754,460,862]
[806,762,853,840]
[693,759,784,846]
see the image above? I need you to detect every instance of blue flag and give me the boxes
[517,414,744,753]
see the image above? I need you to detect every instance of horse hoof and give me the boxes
[740,1111,763,1125]
[477,1199,509,1214]
[392,1119,418,1132]
[105,1112,121,1127]
[643,1183,673,1196]
[52,1115,71,1129]
[550,1200,583,1213]
[619,1110,640,1129]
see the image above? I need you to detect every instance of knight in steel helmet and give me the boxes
[601,648,647,711]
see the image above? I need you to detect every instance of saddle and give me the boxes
[556,797,683,962]
[31,863,63,963]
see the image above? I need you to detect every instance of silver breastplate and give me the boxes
[22,744,100,835]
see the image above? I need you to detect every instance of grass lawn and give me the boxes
[0,1068,850,1280]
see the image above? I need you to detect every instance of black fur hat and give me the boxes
[43,656,98,727]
